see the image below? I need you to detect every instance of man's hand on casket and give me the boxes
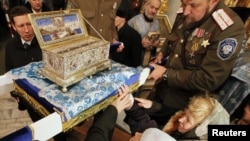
[148,63,167,81]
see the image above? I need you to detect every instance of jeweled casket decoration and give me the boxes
[28,9,111,92]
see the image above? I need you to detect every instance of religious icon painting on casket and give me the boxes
[28,9,111,92]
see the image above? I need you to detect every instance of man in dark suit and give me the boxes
[5,6,42,72]
[5,6,66,141]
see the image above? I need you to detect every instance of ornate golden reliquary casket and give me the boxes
[28,9,111,92]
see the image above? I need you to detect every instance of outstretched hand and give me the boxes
[112,84,132,114]
[134,97,153,109]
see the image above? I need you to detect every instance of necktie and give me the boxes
[23,43,30,50]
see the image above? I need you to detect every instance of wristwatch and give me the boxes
[163,70,168,80]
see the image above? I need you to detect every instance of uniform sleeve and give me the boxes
[85,105,118,141]
[168,17,246,92]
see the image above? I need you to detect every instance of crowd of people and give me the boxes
[1,0,250,141]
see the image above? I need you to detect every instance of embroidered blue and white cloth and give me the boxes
[217,49,250,115]
[7,60,140,121]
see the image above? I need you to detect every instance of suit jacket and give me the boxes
[5,35,42,72]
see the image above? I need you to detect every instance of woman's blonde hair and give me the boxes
[187,95,215,124]
[163,95,216,133]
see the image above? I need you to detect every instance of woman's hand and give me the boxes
[134,97,153,109]
[112,84,132,113]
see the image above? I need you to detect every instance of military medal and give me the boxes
[190,42,199,58]
[196,28,204,38]
[201,39,210,48]
[189,59,196,64]
[190,37,199,58]
[201,32,211,48]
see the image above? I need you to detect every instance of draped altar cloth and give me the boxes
[215,45,250,115]
[7,60,140,121]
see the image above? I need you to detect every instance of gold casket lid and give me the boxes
[28,9,88,49]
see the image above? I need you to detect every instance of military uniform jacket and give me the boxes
[156,1,246,110]
[67,0,121,42]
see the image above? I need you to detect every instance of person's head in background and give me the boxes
[163,94,229,139]
[28,0,43,13]
[181,0,219,25]
[237,99,250,125]
[142,0,161,20]
[9,6,34,42]
[129,95,220,141]
[115,9,127,30]
[176,95,215,133]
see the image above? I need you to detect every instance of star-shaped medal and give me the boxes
[201,39,210,48]
[189,52,194,58]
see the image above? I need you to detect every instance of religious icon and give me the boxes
[147,31,160,43]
